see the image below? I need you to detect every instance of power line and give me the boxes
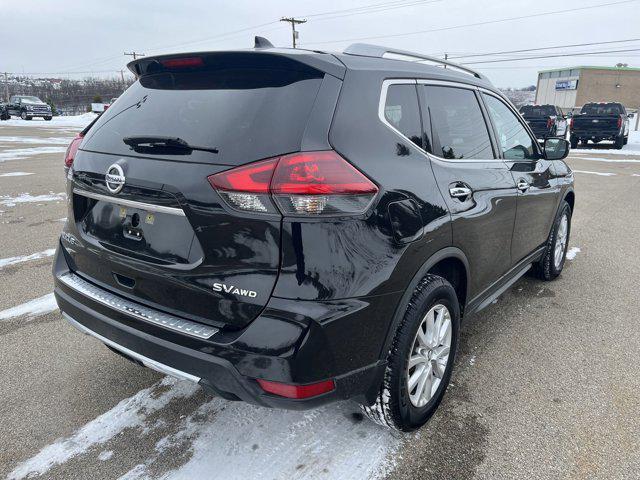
[280,17,307,48]
[124,51,145,60]
[302,0,640,46]
[298,0,435,18]
[462,47,640,65]
[448,37,640,59]
[297,0,443,22]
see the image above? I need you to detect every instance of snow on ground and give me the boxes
[0,136,72,145]
[1,192,65,207]
[570,156,640,163]
[11,376,399,480]
[8,377,199,480]
[0,171,34,177]
[572,170,616,177]
[0,146,67,162]
[0,248,56,269]
[570,129,640,155]
[566,247,580,261]
[0,293,58,321]
[1,113,97,129]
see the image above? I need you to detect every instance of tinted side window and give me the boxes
[384,84,423,148]
[482,94,537,160]
[423,86,493,160]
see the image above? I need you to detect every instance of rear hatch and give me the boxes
[572,115,619,134]
[65,51,341,329]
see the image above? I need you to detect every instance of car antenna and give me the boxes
[254,36,274,49]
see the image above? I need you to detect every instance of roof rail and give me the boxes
[343,43,484,80]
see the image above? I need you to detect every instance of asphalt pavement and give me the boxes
[1,120,638,480]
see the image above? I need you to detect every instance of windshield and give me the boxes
[83,66,324,165]
[580,104,623,115]
[520,105,556,117]
[17,96,42,104]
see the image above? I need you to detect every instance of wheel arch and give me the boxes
[564,189,575,213]
[378,247,470,362]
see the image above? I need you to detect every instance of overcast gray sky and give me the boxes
[2,0,639,87]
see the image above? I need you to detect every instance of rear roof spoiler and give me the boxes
[343,43,485,80]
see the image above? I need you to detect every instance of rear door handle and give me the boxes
[517,179,530,192]
[449,185,473,199]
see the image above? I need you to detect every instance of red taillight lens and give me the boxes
[547,117,555,129]
[208,151,378,216]
[64,133,84,168]
[617,115,623,129]
[256,378,335,399]
[569,117,574,129]
[160,57,204,69]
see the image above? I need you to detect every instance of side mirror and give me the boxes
[628,113,634,118]
[544,137,569,160]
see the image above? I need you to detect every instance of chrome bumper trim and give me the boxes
[58,272,218,339]
[72,188,186,216]
[63,313,201,383]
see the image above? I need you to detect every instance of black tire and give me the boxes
[614,135,624,150]
[535,201,572,281]
[570,136,578,149]
[44,116,52,121]
[361,274,460,432]
[623,136,628,146]
[20,111,31,121]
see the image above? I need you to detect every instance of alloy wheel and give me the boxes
[407,304,452,408]
[554,214,568,269]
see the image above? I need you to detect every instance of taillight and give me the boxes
[547,117,555,129]
[208,151,378,216]
[256,378,335,399]
[64,133,84,168]
[569,117,574,129]
[617,115,623,129]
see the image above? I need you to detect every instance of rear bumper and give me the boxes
[572,129,620,140]
[53,243,391,409]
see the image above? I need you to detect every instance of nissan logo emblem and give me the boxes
[105,164,125,194]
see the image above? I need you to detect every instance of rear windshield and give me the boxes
[82,64,324,165]
[580,103,623,115]
[520,105,556,117]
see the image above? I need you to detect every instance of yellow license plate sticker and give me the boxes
[145,213,155,225]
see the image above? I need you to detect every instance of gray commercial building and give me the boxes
[535,66,640,111]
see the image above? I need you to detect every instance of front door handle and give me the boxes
[449,185,473,199]
[517,179,530,192]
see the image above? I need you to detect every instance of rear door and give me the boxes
[481,92,559,263]
[66,53,335,329]
[419,82,518,300]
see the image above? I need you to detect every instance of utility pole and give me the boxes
[280,17,306,48]
[124,51,145,60]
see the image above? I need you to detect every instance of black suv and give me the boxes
[53,42,574,431]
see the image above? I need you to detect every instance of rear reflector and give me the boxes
[64,133,84,168]
[256,378,335,399]
[160,57,204,69]
[208,151,378,216]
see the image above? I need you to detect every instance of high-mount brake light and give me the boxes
[160,57,204,69]
[64,133,84,168]
[208,151,378,216]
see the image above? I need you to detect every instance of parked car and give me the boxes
[519,104,568,139]
[0,103,10,120]
[6,95,53,120]
[570,102,630,149]
[53,42,574,432]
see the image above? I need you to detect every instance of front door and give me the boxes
[481,93,560,264]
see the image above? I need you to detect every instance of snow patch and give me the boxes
[0,136,72,145]
[1,113,97,129]
[98,450,114,461]
[570,156,640,164]
[0,293,57,321]
[0,192,65,206]
[118,398,399,480]
[566,247,580,261]
[0,248,56,268]
[8,377,199,480]
[572,170,616,177]
[0,146,67,162]
[469,355,476,366]
[0,171,34,177]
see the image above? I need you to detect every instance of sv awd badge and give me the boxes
[212,283,258,298]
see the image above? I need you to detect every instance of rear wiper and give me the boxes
[123,136,218,154]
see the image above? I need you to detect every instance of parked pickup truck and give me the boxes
[570,102,630,149]
[520,104,568,139]
[5,95,53,120]
[0,103,10,120]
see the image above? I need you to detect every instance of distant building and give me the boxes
[535,66,640,110]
